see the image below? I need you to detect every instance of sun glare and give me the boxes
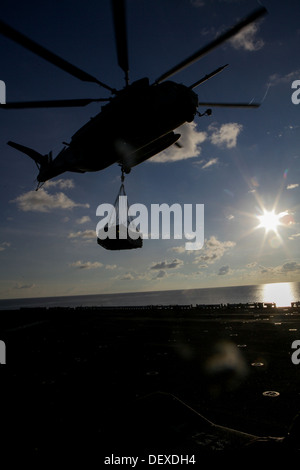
[263,282,296,307]
[257,210,286,233]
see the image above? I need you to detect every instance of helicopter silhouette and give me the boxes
[0,1,267,189]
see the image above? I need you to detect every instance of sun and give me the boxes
[257,210,285,233]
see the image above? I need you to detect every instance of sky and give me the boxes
[0,0,300,300]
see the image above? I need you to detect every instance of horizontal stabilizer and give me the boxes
[7,141,47,166]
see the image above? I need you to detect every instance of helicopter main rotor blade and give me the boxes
[0,20,115,93]
[189,64,229,90]
[198,102,260,108]
[111,0,129,86]
[155,6,267,84]
[0,98,110,109]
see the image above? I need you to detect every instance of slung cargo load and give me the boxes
[97,179,143,250]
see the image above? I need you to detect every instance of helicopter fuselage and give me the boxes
[37,79,198,182]
[2,4,267,187]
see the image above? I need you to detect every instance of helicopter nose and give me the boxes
[183,89,198,121]
[189,89,199,107]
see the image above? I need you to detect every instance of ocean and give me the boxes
[0,281,300,310]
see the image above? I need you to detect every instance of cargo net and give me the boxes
[97,181,143,250]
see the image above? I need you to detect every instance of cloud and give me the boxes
[154,270,167,279]
[268,69,300,87]
[190,0,205,6]
[68,230,95,240]
[76,216,91,224]
[149,121,242,163]
[226,214,235,220]
[150,258,184,270]
[169,246,186,254]
[229,23,264,51]
[14,283,35,290]
[259,261,300,275]
[209,123,243,148]
[150,123,207,163]
[44,179,75,189]
[287,184,299,190]
[201,26,216,36]
[200,158,219,169]
[120,273,136,280]
[105,264,117,270]
[0,242,11,252]
[12,189,89,212]
[70,260,103,269]
[112,271,150,281]
[246,262,257,268]
[149,258,184,280]
[218,265,230,275]
[260,265,271,274]
[118,271,152,281]
[194,236,236,264]
[282,262,300,273]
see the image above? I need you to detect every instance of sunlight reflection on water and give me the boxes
[0,282,300,309]
[262,282,298,307]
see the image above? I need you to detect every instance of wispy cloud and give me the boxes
[68,230,95,240]
[76,216,91,224]
[150,121,243,164]
[44,179,75,189]
[153,270,168,279]
[268,69,300,87]
[13,283,35,290]
[150,258,184,270]
[229,23,264,51]
[120,273,136,280]
[209,123,243,148]
[218,265,230,275]
[246,262,257,268]
[190,0,205,7]
[148,258,184,281]
[260,261,300,275]
[194,235,236,264]
[114,271,149,281]
[12,189,90,212]
[70,260,103,269]
[151,123,207,163]
[200,157,219,169]
[200,26,216,36]
[282,261,300,272]
[0,242,10,252]
[287,183,299,190]
[105,264,117,270]
[169,246,186,254]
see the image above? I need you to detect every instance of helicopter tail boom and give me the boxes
[7,141,48,168]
